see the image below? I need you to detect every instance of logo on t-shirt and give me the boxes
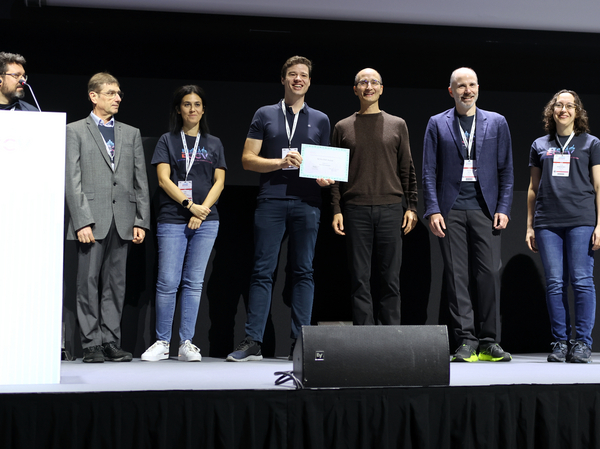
[180,146,212,163]
[543,145,577,159]
[462,131,472,144]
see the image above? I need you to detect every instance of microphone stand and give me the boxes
[20,80,42,111]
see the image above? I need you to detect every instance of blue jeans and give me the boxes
[536,226,596,347]
[245,199,320,341]
[155,221,219,343]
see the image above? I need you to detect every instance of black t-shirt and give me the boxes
[530,132,600,228]
[0,101,18,110]
[0,100,38,111]
[452,114,485,211]
[151,131,227,224]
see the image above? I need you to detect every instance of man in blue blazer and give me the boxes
[66,73,150,363]
[422,67,514,362]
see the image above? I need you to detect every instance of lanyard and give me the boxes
[180,131,201,181]
[281,100,303,148]
[106,142,115,168]
[556,132,575,154]
[458,116,476,160]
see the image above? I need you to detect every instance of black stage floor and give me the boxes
[1,355,600,448]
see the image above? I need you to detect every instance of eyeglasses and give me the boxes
[98,90,124,99]
[2,73,27,82]
[554,102,577,110]
[356,79,381,87]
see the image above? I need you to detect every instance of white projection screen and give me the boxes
[35,0,600,33]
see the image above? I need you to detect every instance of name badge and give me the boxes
[282,147,299,170]
[178,180,193,199]
[552,153,570,177]
[462,160,477,182]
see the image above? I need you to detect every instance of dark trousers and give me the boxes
[76,219,130,349]
[345,204,403,325]
[439,209,502,349]
[245,199,320,341]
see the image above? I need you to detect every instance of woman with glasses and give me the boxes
[526,89,600,363]
[142,85,226,362]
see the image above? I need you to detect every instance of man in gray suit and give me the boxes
[66,72,150,363]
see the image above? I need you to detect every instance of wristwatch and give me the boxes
[182,199,192,209]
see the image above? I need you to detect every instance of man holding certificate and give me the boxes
[330,68,418,326]
[227,56,331,362]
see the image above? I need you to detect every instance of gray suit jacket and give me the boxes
[65,114,150,241]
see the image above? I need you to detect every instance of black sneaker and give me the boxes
[226,337,263,362]
[548,341,568,362]
[452,344,478,362]
[82,345,105,363]
[102,342,132,362]
[288,339,297,361]
[478,343,512,362]
[569,340,592,363]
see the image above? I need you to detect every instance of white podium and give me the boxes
[0,111,66,385]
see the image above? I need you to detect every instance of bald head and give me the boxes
[354,68,383,86]
[448,67,479,116]
[353,68,384,114]
[449,67,478,87]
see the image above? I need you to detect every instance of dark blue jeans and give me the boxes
[245,198,320,342]
[536,226,596,347]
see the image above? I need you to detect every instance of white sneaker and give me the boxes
[179,340,202,362]
[141,341,170,361]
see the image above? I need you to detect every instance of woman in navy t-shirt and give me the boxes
[527,89,600,364]
[142,85,227,362]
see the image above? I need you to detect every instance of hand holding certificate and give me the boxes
[298,144,350,182]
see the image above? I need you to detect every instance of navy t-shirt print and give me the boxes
[152,132,227,224]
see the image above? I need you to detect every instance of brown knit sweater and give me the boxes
[330,111,418,215]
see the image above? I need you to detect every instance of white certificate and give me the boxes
[299,144,350,182]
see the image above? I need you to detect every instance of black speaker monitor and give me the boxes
[292,325,449,388]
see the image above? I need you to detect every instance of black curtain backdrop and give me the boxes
[5,0,600,356]
[2,385,600,448]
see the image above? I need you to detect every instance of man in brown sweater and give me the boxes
[330,68,418,325]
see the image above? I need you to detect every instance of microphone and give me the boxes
[19,79,42,111]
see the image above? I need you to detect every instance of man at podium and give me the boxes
[65,72,150,363]
[0,52,38,111]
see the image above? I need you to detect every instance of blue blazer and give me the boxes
[17,100,39,111]
[422,107,514,219]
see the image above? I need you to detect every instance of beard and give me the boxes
[13,88,25,100]
[1,85,24,102]
[458,93,478,110]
